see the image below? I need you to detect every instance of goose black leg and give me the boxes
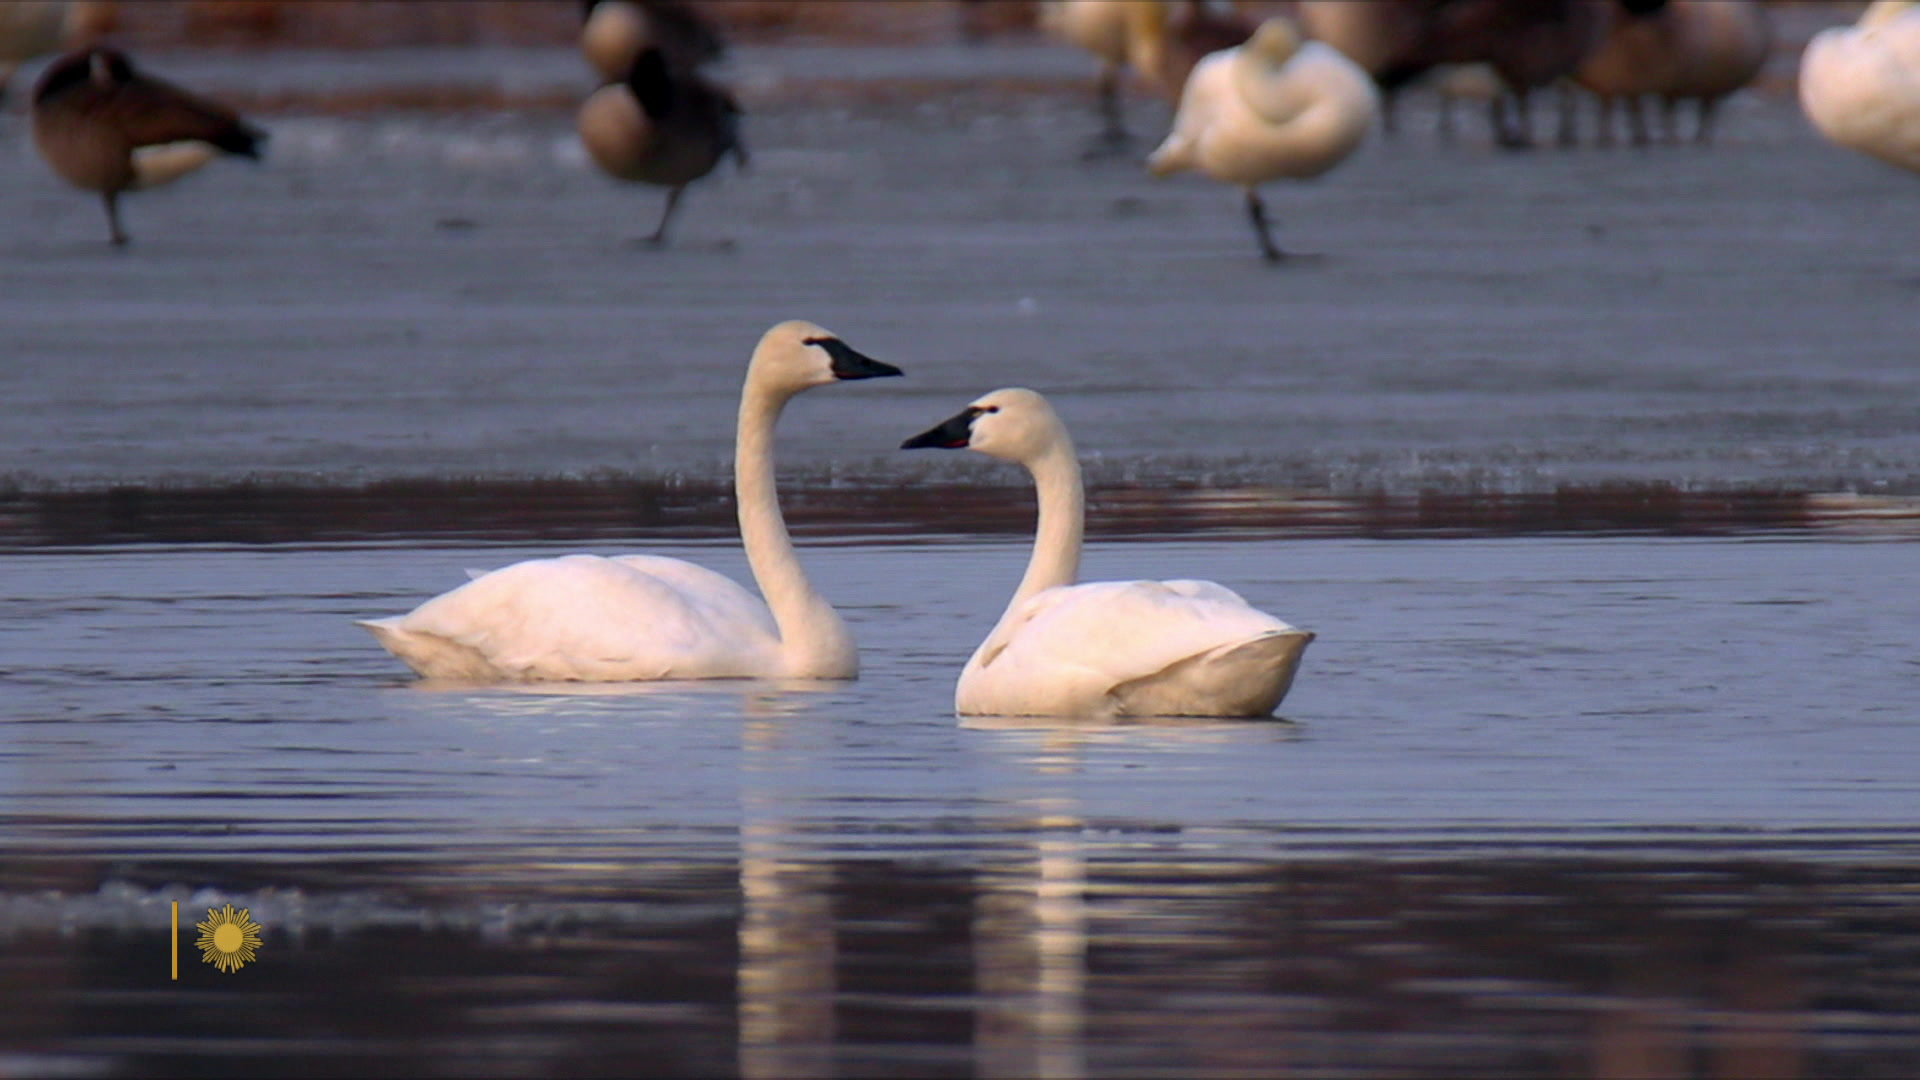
[1492,91,1534,150]
[1245,188,1283,263]
[646,185,685,246]
[1080,65,1132,159]
[102,191,128,247]
[1627,95,1651,146]
[1695,97,1719,145]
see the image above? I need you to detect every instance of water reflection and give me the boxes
[4,837,1920,1076]
[739,718,838,1080]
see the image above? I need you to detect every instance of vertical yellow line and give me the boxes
[171,901,179,980]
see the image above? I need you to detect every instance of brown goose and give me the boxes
[577,46,746,246]
[31,47,264,246]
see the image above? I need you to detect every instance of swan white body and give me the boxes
[360,320,902,682]
[903,389,1312,718]
[1150,21,1376,187]
[1149,18,1377,260]
[1800,1,1920,175]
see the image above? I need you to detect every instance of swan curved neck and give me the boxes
[1012,438,1084,608]
[736,381,854,676]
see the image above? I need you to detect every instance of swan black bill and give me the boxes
[901,409,975,450]
[806,337,902,381]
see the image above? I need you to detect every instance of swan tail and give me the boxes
[357,617,506,681]
[1108,629,1314,717]
[1147,133,1194,177]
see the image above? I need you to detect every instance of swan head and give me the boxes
[1243,17,1304,68]
[749,319,901,396]
[900,387,1065,465]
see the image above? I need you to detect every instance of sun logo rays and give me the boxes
[195,904,264,973]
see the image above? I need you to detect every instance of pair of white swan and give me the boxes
[362,321,1312,718]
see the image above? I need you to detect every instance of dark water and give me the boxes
[4,29,1920,1078]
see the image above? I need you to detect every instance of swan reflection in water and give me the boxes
[973,721,1090,1080]
[738,716,839,1080]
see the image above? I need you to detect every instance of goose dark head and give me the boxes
[33,47,131,104]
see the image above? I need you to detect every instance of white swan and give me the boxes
[902,388,1313,718]
[1147,16,1378,262]
[360,320,902,682]
[1800,0,1920,176]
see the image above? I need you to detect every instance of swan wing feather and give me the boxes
[370,554,779,681]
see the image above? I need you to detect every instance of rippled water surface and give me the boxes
[5,535,1919,1076]
[3,30,1920,1079]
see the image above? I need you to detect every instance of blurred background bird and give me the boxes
[1574,0,1770,145]
[580,0,725,83]
[31,46,265,246]
[1295,0,1765,150]
[1148,16,1377,262]
[1799,0,1920,175]
[576,1,745,247]
[1039,0,1252,157]
[0,0,114,103]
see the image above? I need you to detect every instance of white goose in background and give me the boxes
[1147,16,1377,262]
[1799,0,1920,176]
[901,388,1313,718]
[1040,0,1153,155]
[1039,0,1250,157]
[360,321,902,682]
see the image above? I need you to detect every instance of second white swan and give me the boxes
[360,320,901,682]
[902,388,1313,718]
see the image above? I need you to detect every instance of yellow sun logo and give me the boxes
[195,904,263,974]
